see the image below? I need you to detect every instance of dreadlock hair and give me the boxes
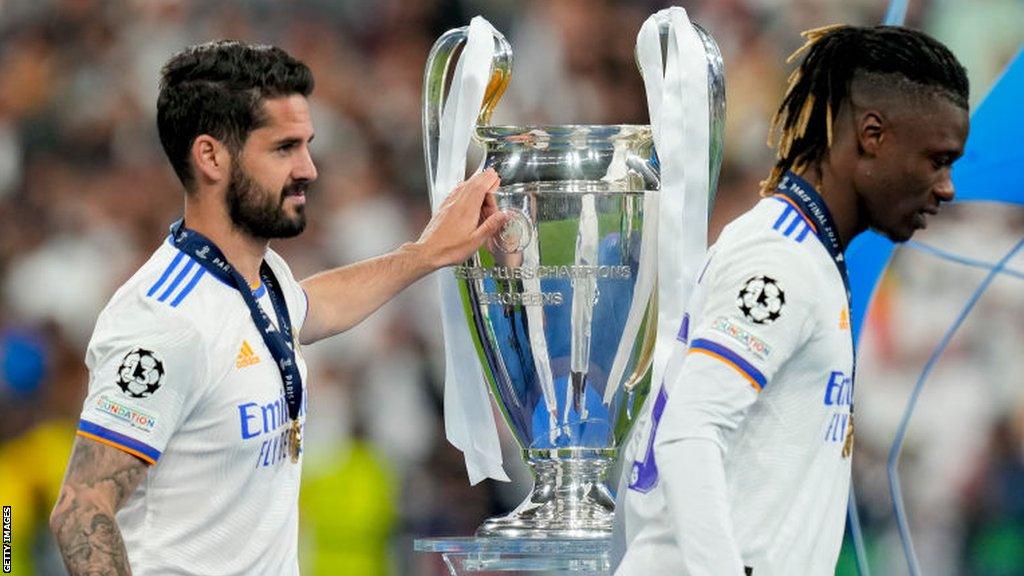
[760,25,969,195]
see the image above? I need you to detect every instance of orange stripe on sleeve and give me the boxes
[77,430,157,465]
[688,348,764,391]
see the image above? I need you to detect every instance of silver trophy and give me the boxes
[424,20,725,539]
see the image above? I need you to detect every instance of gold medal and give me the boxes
[842,413,854,459]
[289,419,302,463]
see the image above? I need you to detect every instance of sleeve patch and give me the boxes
[115,348,165,398]
[736,275,785,325]
[92,394,159,434]
[710,316,773,360]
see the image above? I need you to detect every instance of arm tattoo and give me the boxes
[51,436,149,576]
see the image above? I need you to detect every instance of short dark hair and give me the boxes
[157,40,314,190]
[762,25,969,195]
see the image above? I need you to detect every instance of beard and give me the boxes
[226,163,307,239]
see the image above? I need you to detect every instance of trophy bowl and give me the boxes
[454,125,659,538]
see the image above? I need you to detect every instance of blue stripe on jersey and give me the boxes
[78,419,162,462]
[795,224,813,242]
[770,197,812,243]
[689,338,767,390]
[147,251,185,297]
[773,203,795,230]
[147,248,208,307]
[170,267,206,307]
[157,258,196,302]
[784,211,803,236]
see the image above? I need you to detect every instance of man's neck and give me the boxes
[183,196,267,287]
[794,162,864,249]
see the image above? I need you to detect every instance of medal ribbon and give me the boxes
[775,172,856,452]
[775,171,850,302]
[168,220,303,429]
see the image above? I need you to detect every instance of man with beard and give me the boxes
[49,41,506,575]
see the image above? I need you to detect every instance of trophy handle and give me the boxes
[644,18,727,210]
[694,23,726,209]
[422,25,513,195]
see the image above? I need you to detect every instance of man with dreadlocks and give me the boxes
[614,25,969,575]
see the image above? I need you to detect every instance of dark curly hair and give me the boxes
[157,40,314,190]
[761,25,969,195]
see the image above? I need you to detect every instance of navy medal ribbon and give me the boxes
[169,220,303,462]
[775,171,850,302]
[775,172,857,456]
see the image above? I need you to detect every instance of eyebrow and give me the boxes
[273,134,315,147]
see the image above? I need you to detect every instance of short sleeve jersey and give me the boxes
[77,238,309,576]
[616,194,855,576]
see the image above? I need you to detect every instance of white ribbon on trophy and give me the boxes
[429,16,509,484]
[604,7,711,403]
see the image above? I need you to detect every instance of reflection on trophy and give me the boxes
[422,14,726,540]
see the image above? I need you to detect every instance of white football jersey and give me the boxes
[615,194,855,575]
[77,238,309,576]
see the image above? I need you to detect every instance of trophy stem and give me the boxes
[476,449,617,539]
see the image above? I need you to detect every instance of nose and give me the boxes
[294,147,318,182]
[934,172,954,203]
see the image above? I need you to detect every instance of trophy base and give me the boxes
[414,537,611,574]
[476,449,616,539]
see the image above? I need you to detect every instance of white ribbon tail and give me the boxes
[432,16,509,484]
[652,8,710,389]
[605,7,711,404]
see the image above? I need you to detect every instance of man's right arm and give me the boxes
[50,436,148,576]
[654,361,754,575]
[298,168,506,344]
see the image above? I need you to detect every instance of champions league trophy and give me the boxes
[417,10,724,570]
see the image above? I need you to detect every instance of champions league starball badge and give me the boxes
[116,347,165,398]
[737,275,785,325]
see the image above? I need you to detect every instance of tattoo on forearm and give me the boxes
[52,438,147,576]
[54,495,131,576]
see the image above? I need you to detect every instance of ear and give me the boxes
[856,110,885,158]
[190,135,231,185]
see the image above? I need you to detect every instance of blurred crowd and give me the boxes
[0,0,1020,574]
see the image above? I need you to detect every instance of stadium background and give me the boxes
[0,0,1020,574]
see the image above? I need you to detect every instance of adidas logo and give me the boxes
[839,307,850,331]
[236,340,261,368]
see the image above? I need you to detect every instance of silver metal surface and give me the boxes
[463,125,659,538]
[422,21,726,540]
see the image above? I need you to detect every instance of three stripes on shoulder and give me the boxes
[146,252,206,307]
